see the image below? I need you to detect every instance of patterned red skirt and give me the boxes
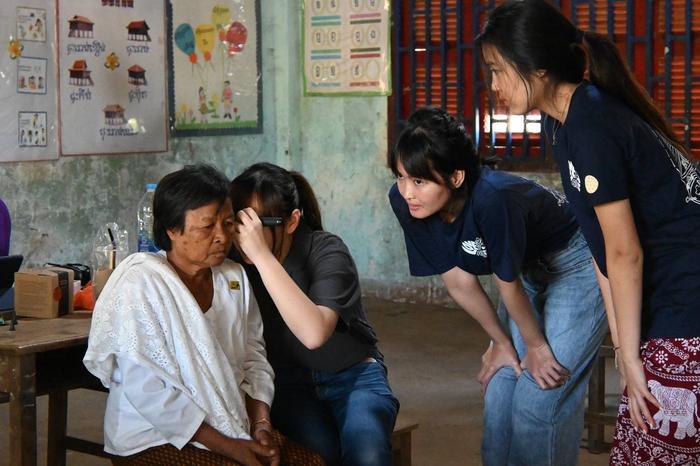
[610,338,700,466]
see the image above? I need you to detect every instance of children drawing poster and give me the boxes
[302,0,391,96]
[169,0,261,136]
[57,0,168,156]
[0,1,58,161]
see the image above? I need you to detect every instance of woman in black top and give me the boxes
[477,1,700,463]
[389,107,606,466]
[230,163,398,466]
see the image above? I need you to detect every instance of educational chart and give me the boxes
[303,0,391,96]
[169,0,261,136]
[0,1,59,161]
[57,0,168,156]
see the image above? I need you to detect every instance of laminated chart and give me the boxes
[0,0,59,161]
[303,0,391,96]
[57,0,168,155]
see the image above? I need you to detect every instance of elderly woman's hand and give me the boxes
[235,208,273,264]
[194,422,277,466]
[252,429,280,466]
[221,438,277,466]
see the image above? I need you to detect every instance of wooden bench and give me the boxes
[392,418,419,466]
[3,385,419,465]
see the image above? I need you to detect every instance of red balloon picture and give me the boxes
[225,21,247,56]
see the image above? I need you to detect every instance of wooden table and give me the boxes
[0,316,98,466]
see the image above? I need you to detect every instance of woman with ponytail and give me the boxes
[389,106,606,466]
[478,1,700,464]
[230,162,398,466]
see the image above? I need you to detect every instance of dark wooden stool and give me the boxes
[392,417,418,466]
[584,333,618,453]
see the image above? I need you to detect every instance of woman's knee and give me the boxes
[346,387,399,424]
[341,392,396,454]
[340,429,393,466]
[343,447,391,466]
[511,376,562,423]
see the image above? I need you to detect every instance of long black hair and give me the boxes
[389,107,481,218]
[230,162,323,232]
[476,0,687,156]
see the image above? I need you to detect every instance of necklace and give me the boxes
[550,119,562,146]
[545,83,580,146]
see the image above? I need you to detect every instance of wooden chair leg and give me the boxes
[392,422,417,466]
[586,351,606,454]
[48,389,68,466]
[397,433,412,466]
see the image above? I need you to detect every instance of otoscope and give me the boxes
[260,217,283,227]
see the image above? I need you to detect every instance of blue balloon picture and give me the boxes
[174,23,195,56]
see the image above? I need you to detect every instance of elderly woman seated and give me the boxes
[84,165,322,466]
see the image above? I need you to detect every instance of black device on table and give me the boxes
[0,255,22,328]
[0,255,23,311]
[47,262,92,286]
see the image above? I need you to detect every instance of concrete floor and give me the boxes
[0,298,616,465]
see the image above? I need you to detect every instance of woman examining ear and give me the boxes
[230,163,398,466]
[388,107,607,466]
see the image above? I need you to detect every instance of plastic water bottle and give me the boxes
[137,183,158,252]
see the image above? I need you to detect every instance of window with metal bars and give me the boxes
[390,0,700,169]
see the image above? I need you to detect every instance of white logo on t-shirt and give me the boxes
[542,184,568,206]
[652,129,700,205]
[462,238,488,257]
[568,161,581,192]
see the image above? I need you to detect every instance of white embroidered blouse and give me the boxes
[83,253,274,456]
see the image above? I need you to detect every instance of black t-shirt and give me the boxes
[547,81,700,339]
[235,224,377,373]
[389,167,577,281]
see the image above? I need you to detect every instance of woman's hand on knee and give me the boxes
[478,340,522,395]
[521,343,570,390]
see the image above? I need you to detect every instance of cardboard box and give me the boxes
[14,267,74,318]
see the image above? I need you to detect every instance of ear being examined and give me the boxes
[450,170,465,189]
[285,209,302,235]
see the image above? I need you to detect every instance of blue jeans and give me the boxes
[482,230,608,466]
[270,359,399,466]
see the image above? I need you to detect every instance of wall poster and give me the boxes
[57,0,168,156]
[0,1,59,162]
[302,0,391,96]
[168,0,261,136]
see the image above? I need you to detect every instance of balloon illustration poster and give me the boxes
[169,0,261,136]
[57,0,168,156]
